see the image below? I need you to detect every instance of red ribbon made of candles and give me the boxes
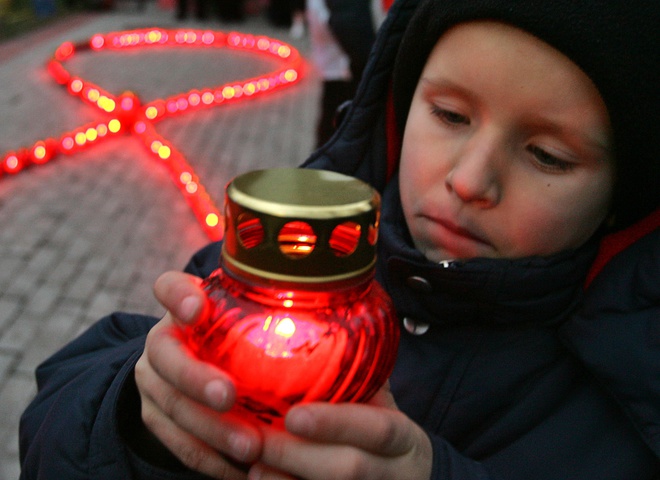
[0,28,304,240]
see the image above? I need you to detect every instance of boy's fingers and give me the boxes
[142,315,235,411]
[255,428,368,480]
[141,394,251,479]
[153,271,208,324]
[248,463,297,480]
[139,362,261,464]
[285,403,416,457]
[138,324,264,462]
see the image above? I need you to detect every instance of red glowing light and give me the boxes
[90,35,105,49]
[134,122,146,134]
[237,217,265,248]
[55,42,74,61]
[278,221,317,257]
[206,213,220,227]
[69,78,83,93]
[3,153,23,173]
[61,137,75,150]
[31,140,55,164]
[190,266,399,427]
[0,28,304,241]
[120,96,134,111]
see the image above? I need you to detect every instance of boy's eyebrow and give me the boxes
[420,77,476,100]
[420,78,611,155]
[528,119,612,155]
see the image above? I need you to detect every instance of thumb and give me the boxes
[153,271,208,325]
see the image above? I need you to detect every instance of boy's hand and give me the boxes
[134,271,263,479]
[248,383,433,480]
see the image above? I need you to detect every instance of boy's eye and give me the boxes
[430,106,470,126]
[527,145,575,172]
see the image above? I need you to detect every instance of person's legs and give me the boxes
[267,0,292,26]
[289,0,306,38]
[195,0,208,20]
[176,0,187,20]
[218,0,245,21]
[316,80,355,147]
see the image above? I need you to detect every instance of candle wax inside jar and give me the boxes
[198,310,348,422]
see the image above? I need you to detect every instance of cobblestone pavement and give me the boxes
[0,4,320,478]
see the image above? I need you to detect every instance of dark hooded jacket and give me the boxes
[19,0,660,479]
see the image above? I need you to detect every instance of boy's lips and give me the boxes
[423,215,491,246]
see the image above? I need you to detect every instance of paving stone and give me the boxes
[0,314,42,354]
[0,372,36,480]
[0,351,15,391]
[23,283,61,316]
[15,302,85,376]
[0,296,23,332]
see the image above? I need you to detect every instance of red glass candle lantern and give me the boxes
[181,168,400,427]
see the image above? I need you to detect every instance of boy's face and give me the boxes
[399,21,614,262]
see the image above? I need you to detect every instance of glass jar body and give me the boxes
[182,264,400,427]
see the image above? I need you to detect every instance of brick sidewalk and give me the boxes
[0,4,320,478]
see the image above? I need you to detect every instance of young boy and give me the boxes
[20,0,659,479]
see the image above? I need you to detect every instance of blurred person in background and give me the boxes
[308,0,390,147]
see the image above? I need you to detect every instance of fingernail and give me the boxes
[179,296,200,323]
[204,379,229,410]
[228,432,252,461]
[287,406,314,435]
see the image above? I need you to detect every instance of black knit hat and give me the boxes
[392,0,659,231]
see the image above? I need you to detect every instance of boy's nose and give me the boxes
[444,135,502,208]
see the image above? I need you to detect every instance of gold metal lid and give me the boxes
[222,168,381,282]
